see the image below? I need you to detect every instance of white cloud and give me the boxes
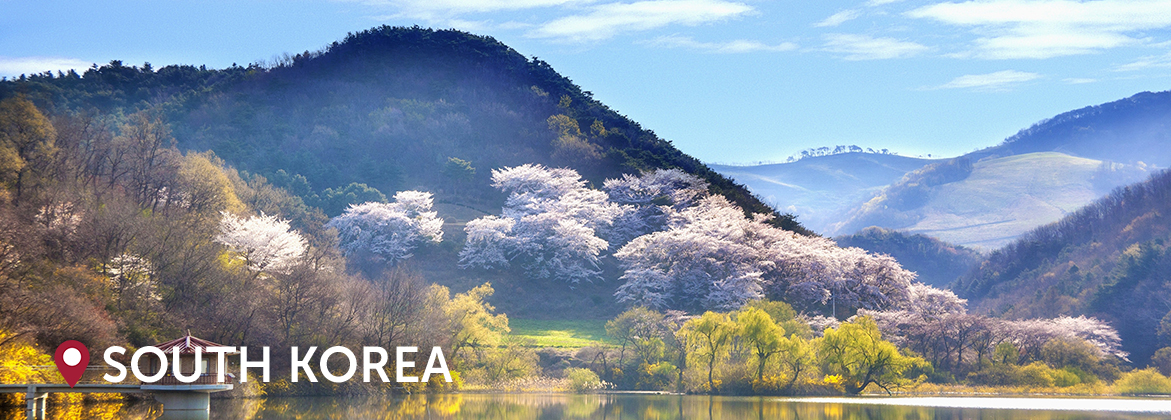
[528,0,754,42]
[0,57,93,78]
[934,70,1041,90]
[646,35,797,52]
[815,9,861,27]
[1114,51,1171,71]
[907,0,1171,59]
[822,33,929,60]
[867,0,906,5]
[1063,77,1097,83]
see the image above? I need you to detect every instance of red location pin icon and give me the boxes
[54,340,89,387]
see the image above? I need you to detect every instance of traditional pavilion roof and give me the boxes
[152,332,235,355]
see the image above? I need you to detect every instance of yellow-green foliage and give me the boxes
[565,367,603,393]
[1113,368,1171,395]
[818,316,925,394]
[0,96,57,196]
[0,334,63,406]
[680,311,735,392]
[178,151,245,216]
[547,114,602,162]
[436,283,510,370]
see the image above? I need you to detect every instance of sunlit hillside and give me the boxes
[832,152,1151,249]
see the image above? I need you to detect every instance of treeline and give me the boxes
[955,169,1171,363]
[785,145,897,163]
[544,301,1139,395]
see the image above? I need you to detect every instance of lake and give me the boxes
[7,393,1171,419]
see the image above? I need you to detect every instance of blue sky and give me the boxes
[3,0,1171,164]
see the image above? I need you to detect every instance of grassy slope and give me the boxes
[904,152,1104,249]
[509,319,613,348]
[836,152,1151,249]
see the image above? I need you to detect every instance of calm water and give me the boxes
[6,393,1171,419]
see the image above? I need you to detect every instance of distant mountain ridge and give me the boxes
[971,91,1171,167]
[710,153,937,233]
[717,91,1170,249]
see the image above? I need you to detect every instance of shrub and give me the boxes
[565,368,603,393]
[1113,368,1171,395]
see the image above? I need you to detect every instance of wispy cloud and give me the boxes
[528,0,753,42]
[814,9,861,27]
[907,0,1171,59]
[867,0,906,5]
[1063,77,1096,84]
[645,35,796,52]
[934,70,1041,90]
[0,56,93,78]
[1115,51,1171,71]
[822,33,929,60]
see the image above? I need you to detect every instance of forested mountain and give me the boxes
[834,227,982,289]
[0,26,809,318]
[954,169,1171,363]
[1,26,799,234]
[710,152,936,233]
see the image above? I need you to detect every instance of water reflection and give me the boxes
[3,394,1170,419]
[218,394,1171,420]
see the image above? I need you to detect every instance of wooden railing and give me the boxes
[142,374,233,385]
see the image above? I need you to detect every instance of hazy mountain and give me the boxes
[831,152,1152,249]
[969,91,1171,167]
[719,91,1169,250]
[834,227,982,289]
[710,153,936,233]
[953,170,1171,363]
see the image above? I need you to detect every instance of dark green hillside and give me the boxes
[0,26,808,318]
[835,227,982,289]
[954,169,1171,363]
[1,26,800,233]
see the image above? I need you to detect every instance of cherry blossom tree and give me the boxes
[604,169,708,245]
[327,190,444,265]
[615,195,923,313]
[217,212,307,275]
[459,164,621,283]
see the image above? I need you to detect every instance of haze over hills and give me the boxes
[710,152,937,233]
[832,152,1152,249]
[716,91,1169,249]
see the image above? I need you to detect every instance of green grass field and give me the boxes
[509,319,614,348]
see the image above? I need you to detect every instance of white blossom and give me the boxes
[460,164,622,283]
[327,191,444,265]
[616,195,922,313]
[217,212,307,274]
